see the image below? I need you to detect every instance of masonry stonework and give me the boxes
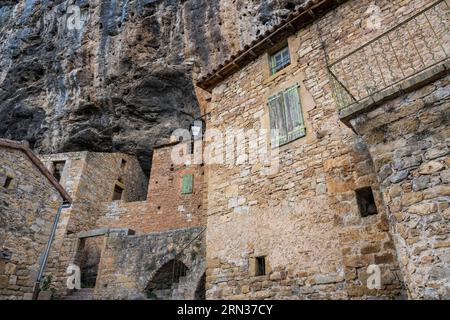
[202,0,448,300]
[1,0,449,301]
[349,75,450,299]
[0,145,65,300]
[96,142,205,234]
[94,226,205,300]
[37,144,205,299]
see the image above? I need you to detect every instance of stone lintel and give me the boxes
[78,228,135,239]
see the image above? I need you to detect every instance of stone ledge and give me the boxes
[78,228,135,238]
[339,59,450,126]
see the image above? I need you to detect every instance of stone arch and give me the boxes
[194,272,206,300]
[144,259,188,300]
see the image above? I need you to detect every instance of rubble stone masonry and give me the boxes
[38,152,149,293]
[349,75,450,299]
[0,147,63,299]
[203,0,446,300]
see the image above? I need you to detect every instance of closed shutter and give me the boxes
[268,94,288,147]
[181,174,193,194]
[283,85,305,141]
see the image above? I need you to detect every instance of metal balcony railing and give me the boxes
[328,0,450,112]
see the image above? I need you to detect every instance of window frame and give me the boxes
[269,46,291,75]
[268,84,306,148]
[255,256,266,276]
[112,184,124,201]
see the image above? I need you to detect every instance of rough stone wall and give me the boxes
[202,0,445,300]
[349,75,450,299]
[40,152,148,203]
[0,147,63,300]
[39,151,148,292]
[95,142,205,234]
[94,226,205,300]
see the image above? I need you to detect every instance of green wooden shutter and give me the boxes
[181,174,193,194]
[270,54,277,74]
[268,94,288,147]
[283,85,305,141]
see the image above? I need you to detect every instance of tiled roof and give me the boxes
[196,0,347,92]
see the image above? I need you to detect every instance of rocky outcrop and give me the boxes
[0,0,307,173]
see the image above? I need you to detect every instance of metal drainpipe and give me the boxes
[32,201,72,300]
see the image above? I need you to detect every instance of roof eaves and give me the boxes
[196,0,347,92]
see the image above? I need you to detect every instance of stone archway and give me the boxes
[194,272,206,300]
[145,259,188,300]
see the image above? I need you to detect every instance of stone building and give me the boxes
[1,139,205,300]
[196,0,449,299]
[0,139,71,300]
[1,0,449,301]
[36,142,205,300]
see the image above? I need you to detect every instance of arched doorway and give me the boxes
[145,259,188,300]
[194,272,206,300]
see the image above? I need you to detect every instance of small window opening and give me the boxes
[356,187,378,217]
[112,184,124,201]
[256,256,266,276]
[190,139,195,155]
[269,46,291,75]
[121,159,127,169]
[3,176,13,189]
[53,161,66,182]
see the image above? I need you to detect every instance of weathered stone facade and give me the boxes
[0,140,69,300]
[1,0,449,301]
[95,226,205,300]
[200,0,449,300]
[348,75,450,299]
[36,143,204,299]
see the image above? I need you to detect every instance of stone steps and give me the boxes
[62,288,94,300]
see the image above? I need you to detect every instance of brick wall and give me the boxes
[95,142,205,234]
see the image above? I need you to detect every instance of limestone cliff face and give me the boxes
[0,0,306,172]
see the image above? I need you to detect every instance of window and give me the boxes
[120,159,127,169]
[112,184,124,201]
[3,176,13,189]
[270,46,291,74]
[255,257,266,276]
[52,161,66,182]
[356,187,378,217]
[268,85,305,147]
[181,174,193,194]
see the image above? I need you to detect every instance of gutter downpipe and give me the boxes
[32,201,72,300]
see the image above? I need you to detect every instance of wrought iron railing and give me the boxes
[328,0,450,112]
